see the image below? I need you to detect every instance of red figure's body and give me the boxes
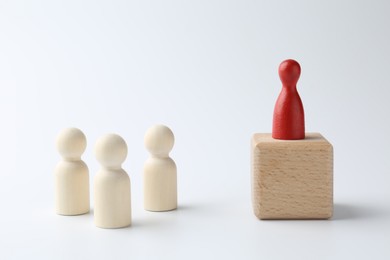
[272,59,305,140]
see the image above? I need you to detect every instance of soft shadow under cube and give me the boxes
[251,133,333,219]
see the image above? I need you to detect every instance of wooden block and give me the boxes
[251,133,333,219]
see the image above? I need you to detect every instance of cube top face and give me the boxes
[251,133,333,219]
[253,133,330,147]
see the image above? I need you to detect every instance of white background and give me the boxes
[1,0,390,259]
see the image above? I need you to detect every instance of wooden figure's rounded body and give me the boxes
[144,157,177,211]
[94,169,131,228]
[55,160,89,215]
[272,59,305,140]
[144,125,177,211]
[55,128,89,215]
[93,134,131,228]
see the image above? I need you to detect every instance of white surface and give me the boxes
[1,0,390,259]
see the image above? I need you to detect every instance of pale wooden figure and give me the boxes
[55,127,89,215]
[144,125,177,211]
[251,133,333,219]
[94,134,131,228]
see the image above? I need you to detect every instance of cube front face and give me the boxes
[251,133,333,219]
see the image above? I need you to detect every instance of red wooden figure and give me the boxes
[272,59,305,140]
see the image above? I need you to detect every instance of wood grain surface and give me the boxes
[251,133,333,219]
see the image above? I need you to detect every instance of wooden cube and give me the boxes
[251,133,333,219]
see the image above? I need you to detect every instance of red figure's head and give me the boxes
[278,59,301,89]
